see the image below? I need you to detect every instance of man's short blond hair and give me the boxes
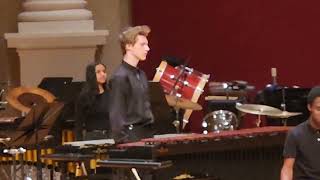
[119,25,151,54]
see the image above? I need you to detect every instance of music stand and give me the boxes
[5,102,64,180]
[148,82,176,135]
[59,81,84,103]
[262,87,310,126]
[38,77,73,99]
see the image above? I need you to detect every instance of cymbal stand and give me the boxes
[170,64,188,133]
[172,106,181,133]
[223,83,231,100]
[170,93,183,133]
[281,87,288,126]
[256,114,262,127]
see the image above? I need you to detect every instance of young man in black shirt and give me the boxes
[281,86,320,180]
[109,25,154,142]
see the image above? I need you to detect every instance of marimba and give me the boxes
[102,126,291,180]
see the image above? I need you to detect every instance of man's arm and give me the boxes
[281,158,295,180]
[109,76,129,142]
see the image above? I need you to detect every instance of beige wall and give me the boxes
[0,0,22,88]
[0,0,131,87]
[88,0,132,76]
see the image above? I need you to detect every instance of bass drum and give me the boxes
[153,60,209,100]
[202,110,239,133]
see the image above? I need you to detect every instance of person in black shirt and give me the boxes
[75,62,110,140]
[109,25,154,143]
[281,86,320,180]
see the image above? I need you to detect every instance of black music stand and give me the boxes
[6,102,64,180]
[260,87,310,126]
[8,102,50,145]
[148,82,176,135]
[38,77,73,99]
[40,80,84,139]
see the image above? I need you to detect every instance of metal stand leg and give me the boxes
[173,108,181,133]
[256,115,261,127]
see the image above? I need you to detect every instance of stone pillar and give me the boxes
[4,0,109,86]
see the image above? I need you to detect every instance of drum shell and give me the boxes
[154,61,208,100]
[202,110,239,133]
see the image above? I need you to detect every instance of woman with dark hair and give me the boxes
[75,62,110,140]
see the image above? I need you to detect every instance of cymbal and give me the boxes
[165,95,202,111]
[236,103,283,116]
[268,111,302,118]
[6,86,55,113]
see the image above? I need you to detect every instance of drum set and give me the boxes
[153,60,303,134]
[202,102,302,134]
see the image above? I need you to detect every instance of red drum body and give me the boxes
[153,61,209,100]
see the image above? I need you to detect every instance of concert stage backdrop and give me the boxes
[132,0,320,132]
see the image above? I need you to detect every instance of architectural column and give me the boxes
[5,0,109,86]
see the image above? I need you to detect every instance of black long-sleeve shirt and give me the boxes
[109,61,154,142]
[75,90,110,140]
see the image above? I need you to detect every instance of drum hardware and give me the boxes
[280,86,287,111]
[279,86,293,126]
[268,68,301,126]
[169,62,189,133]
[165,94,202,133]
[170,62,189,96]
[196,87,204,93]
[184,66,194,73]
[173,106,182,133]
[165,95,202,111]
